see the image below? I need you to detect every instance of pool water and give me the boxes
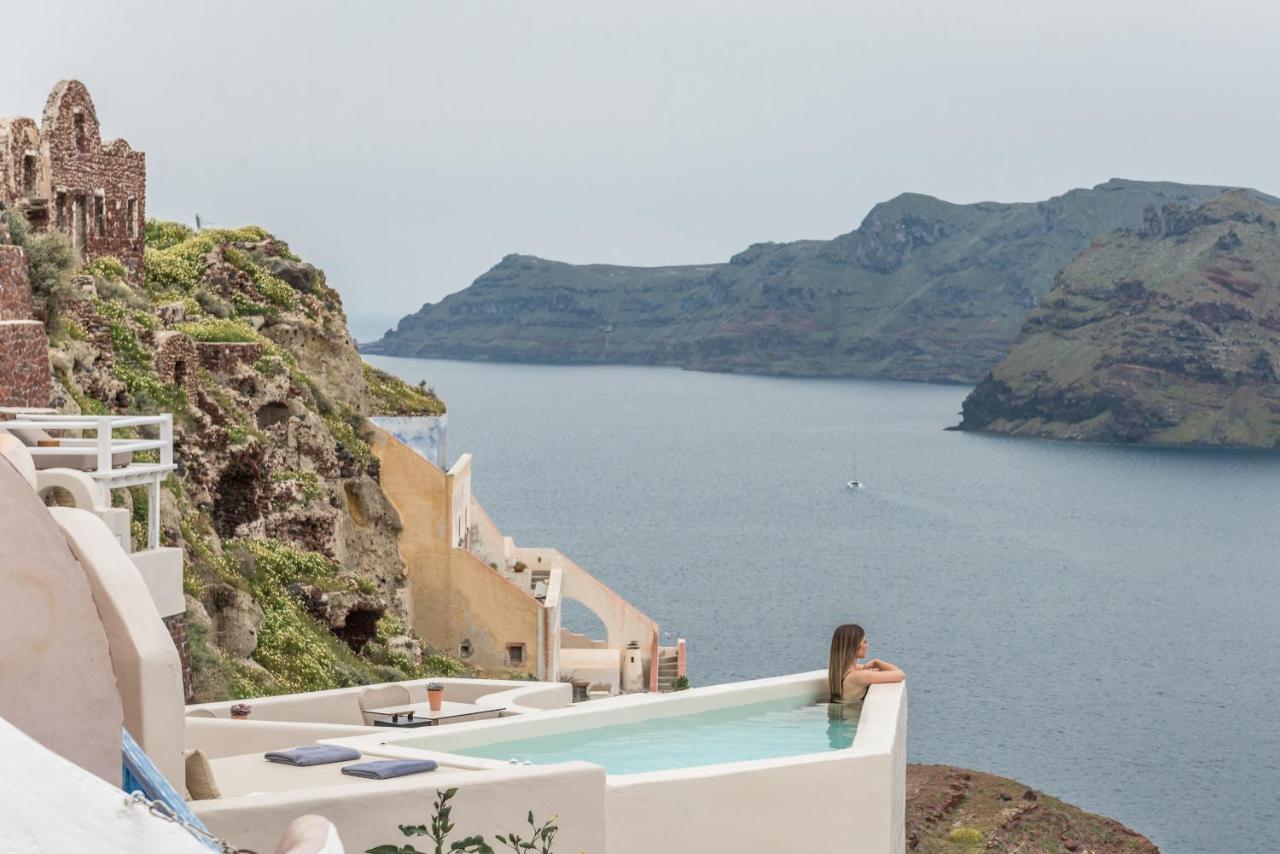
[419,698,856,775]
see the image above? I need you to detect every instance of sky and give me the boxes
[7,0,1280,340]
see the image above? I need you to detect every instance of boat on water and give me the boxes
[847,480,863,490]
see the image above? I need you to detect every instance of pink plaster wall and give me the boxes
[0,456,124,784]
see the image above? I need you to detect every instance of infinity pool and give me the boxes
[408,697,856,775]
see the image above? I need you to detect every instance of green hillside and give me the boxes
[958,190,1280,447]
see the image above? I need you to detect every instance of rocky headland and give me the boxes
[12,212,455,701]
[366,179,1273,384]
[906,765,1158,853]
[958,191,1280,447]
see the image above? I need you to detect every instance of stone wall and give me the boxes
[0,244,51,409]
[154,331,198,400]
[0,81,146,282]
[196,341,264,374]
[0,245,35,319]
[0,323,52,408]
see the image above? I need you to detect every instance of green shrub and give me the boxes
[82,256,127,282]
[145,219,194,250]
[363,363,446,416]
[9,217,76,324]
[175,317,259,343]
[323,407,375,468]
[234,539,347,694]
[947,827,984,846]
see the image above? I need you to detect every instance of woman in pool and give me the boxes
[828,623,904,718]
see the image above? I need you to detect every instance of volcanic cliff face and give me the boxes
[38,220,453,701]
[366,179,1272,383]
[958,191,1280,447]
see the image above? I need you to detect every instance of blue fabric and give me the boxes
[341,758,438,779]
[121,728,222,852]
[265,745,361,766]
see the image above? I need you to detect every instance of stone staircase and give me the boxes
[656,649,679,692]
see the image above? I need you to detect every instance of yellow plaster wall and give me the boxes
[371,426,539,675]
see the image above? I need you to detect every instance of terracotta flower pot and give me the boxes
[427,689,444,712]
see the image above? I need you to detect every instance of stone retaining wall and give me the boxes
[0,242,51,409]
[0,245,35,320]
[196,341,263,374]
[0,321,52,408]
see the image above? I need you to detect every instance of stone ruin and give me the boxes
[0,239,52,409]
[0,81,146,283]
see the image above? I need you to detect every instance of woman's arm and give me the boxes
[846,661,905,686]
[865,659,904,675]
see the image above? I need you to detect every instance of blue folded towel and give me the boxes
[264,745,362,766]
[341,758,439,779]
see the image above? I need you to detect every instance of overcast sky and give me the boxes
[8,1,1280,339]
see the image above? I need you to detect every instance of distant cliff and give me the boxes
[366,179,1272,383]
[957,191,1280,447]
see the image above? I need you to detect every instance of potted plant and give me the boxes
[230,702,252,720]
[426,681,445,712]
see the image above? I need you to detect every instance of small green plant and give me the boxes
[368,788,560,854]
[671,675,690,691]
[81,255,127,282]
[947,826,984,846]
[175,317,259,343]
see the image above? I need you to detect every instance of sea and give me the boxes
[366,354,1280,854]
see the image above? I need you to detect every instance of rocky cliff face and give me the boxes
[905,765,1159,853]
[43,221,452,701]
[366,179,1272,383]
[958,191,1280,447]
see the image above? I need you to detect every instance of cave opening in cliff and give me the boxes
[336,605,383,653]
[211,446,266,538]
[256,402,290,430]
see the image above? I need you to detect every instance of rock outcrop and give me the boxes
[45,220,450,700]
[958,191,1280,447]
[906,764,1159,853]
[366,179,1275,384]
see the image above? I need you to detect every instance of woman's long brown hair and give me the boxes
[827,623,866,702]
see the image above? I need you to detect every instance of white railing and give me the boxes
[0,413,173,473]
[0,413,175,549]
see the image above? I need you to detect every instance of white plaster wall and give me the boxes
[185,718,377,759]
[130,547,185,618]
[608,683,907,854]
[186,678,572,725]
[51,506,186,790]
[323,673,907,854]
[194,762,608,854]
[561,647,622,695]
[447,453,472,550]
[517,546,659,676]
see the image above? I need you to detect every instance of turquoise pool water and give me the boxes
[412,698,855,775]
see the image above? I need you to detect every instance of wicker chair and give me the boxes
[185,708,216,718]
[358,684,411,726]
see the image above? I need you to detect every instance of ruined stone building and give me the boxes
[0,80,146,281]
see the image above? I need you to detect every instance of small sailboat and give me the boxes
[846,451,863,489]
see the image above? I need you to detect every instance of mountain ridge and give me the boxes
[957,190,1280,447]
[367,179,1278,383]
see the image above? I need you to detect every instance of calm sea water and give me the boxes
[367,355,1280,854]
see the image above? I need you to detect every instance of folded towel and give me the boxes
[341,759,439,779]
[265,746,362,767]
